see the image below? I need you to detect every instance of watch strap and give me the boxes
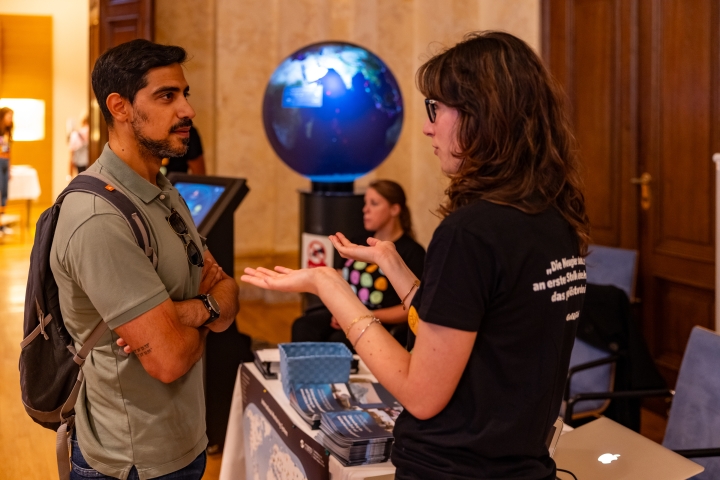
[195,294,220,326]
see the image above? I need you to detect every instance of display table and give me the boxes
[220,359,573,480]
[220,361,396,480]
[7,165,41,232]
[8,165,41,201]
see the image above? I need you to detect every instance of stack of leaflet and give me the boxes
[318,408,397,466]
[318,380,402,465]
[253,348,281,379]
[287,383,349,428]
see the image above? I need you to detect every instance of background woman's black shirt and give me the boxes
[392,200,585,480]
[166,126,203,174]
[342,233,425,310]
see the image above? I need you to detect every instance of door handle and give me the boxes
[630,173,652,210]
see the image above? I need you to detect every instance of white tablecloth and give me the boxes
[220,362,397,480]
[8,165,41,201]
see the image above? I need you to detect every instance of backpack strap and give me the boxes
[54,318,109,480]
[58,172,158,268]
[51,173,157,480]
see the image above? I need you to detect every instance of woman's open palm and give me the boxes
[329,232,398,265]
[241,265,333,296]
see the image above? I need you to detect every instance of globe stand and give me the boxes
[300,181,370,312]
[311,181,354,193]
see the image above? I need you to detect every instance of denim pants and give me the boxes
[0,158,8,207]
[70,434,207,480]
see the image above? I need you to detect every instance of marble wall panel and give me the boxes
[479,0,540,52]
[156,0,216,171]
[216,0,285,253]
[156,0,540,255]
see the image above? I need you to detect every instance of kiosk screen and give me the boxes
[174,182,226,227]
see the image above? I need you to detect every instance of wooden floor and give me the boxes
[0,227,665,479]
[0,229,301,480]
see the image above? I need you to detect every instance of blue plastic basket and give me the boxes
[279,342,353,396]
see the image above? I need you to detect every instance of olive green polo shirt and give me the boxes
[50,144,207,480]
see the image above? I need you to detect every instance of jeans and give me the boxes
[70,434,207,480]
[0,157,8,207]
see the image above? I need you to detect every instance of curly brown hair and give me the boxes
[416,31,590,254]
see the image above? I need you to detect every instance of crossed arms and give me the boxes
[115,249,239,383]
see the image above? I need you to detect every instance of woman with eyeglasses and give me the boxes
[243,31,589,480]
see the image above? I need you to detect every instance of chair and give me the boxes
[566,326,720,478]
[563,245,638,423]
[584,244,639,301]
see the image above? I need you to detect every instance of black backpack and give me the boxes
[19,171,157,480]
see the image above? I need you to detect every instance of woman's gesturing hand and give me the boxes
[329,232,398,265]
[241,266,337,296]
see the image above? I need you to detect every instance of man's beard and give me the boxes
[131,108,191,160]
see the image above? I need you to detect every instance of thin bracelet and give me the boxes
[344,314,374,336]
[401,280,421,310]
[352,317,380,348]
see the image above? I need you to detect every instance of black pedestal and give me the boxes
[204,207,254,452]
[167,174,252,452]
[300,189,370,312]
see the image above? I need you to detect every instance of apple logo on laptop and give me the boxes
[598,453,620,464]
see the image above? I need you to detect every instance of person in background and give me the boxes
[243,31,589,479]
[163,125,206,175]
[291,179,425,347]
[68,114,90,176]
[0,107,13,236]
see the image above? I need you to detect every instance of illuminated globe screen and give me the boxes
[262,42,403,183]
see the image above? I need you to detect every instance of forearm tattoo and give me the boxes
[134,343,153,358]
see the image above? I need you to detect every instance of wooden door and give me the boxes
[542,0,640,249]
[88,0,154,164]
[542,0,720,387]
[637,0,719,386]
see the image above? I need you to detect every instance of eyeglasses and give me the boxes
[425,99,438,123]
[166,208,204,267]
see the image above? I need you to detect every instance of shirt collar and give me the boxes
[96,144,170,204]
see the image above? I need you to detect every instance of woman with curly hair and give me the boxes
[243,31,589,479]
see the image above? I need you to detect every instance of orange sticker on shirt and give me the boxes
[365,264,379,273]
[408,305,419,335]
[374,277,388,291]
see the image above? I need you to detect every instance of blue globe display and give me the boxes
[262,42,403,183]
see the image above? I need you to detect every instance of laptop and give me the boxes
[554,416,704,480]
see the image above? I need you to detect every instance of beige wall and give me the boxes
[0,0,88,202]
[156,0,539,256]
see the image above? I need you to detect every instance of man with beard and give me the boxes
[50,39,239,480]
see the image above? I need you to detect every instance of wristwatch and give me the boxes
[195,294,221,326]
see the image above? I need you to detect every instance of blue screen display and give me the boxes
[174,182,226,227]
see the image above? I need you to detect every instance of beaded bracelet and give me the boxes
[352,317,381,348]
[344,314,374,336]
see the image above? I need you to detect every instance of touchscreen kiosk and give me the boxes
[168,174,249,265]
[167,173,253,452]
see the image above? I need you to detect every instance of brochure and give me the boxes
[318,408,400,466]
[284,378,402,466]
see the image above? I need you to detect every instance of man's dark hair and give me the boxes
[91,39,187,126]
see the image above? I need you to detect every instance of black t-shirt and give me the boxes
[392,201,585,480]
[165,126,203,173]
[342,234,425,310]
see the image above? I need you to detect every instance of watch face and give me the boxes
[207,294,220,313]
